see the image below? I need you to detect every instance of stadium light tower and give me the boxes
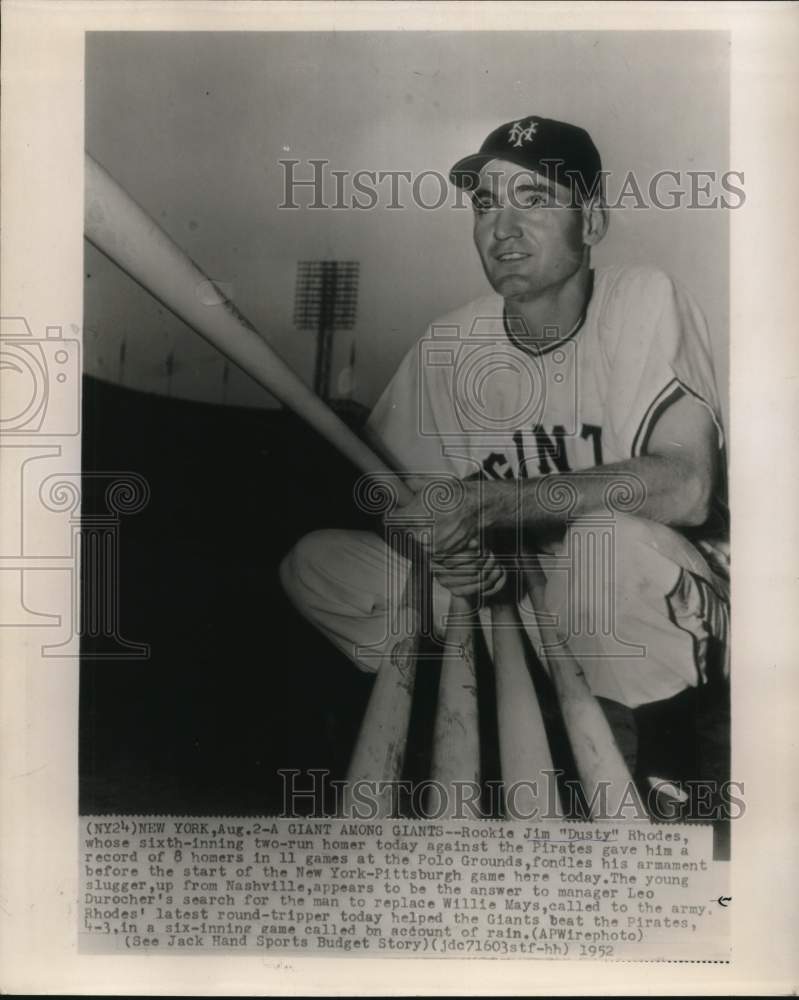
[294,260,360,402]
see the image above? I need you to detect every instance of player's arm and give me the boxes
[481,392,719,539]
[408,392,719,556]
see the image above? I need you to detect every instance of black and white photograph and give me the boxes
[1,2,797,994]
[81,30,732,825]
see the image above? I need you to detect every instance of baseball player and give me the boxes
[281,115,729,791]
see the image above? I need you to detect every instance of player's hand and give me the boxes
[431,544,505,598]
[389,479,483,556]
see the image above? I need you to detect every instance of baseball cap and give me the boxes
[450,115,603,198]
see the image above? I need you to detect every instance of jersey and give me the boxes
[366,265,729,577]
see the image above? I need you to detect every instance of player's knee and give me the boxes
[573,513,681,590]
[544,515,674,637]
[279,529,348,603]
[607,513,657,579]
[610,514,693,597]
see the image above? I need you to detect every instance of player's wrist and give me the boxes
[476,480,520,531]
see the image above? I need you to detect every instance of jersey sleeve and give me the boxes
[365,333,468,477]
[601,269,725,461]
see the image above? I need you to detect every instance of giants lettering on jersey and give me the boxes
[480,422,603,479]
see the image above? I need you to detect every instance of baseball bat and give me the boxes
[428,595,481,810]
[521,548,643,818]
[430,583,563,820]
[491,593,562,818]
[341,537,426,818]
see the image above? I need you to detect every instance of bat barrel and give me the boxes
[429,596,481,810]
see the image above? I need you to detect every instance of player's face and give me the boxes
[471,160,586,301]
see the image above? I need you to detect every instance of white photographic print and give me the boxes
[1,2,796,996]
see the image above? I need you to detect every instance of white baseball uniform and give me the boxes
[283,265,729,708]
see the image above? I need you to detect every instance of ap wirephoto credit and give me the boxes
[6,6,797,993]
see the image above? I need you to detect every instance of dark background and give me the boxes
[79,374,378,815]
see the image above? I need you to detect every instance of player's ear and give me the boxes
[582,196,608,247]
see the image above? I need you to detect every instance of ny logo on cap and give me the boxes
[508,119,538,148]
